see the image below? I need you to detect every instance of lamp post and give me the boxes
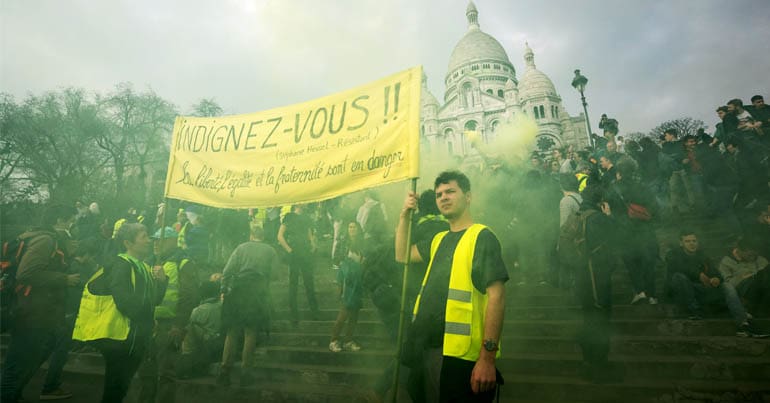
[571,69,594,149]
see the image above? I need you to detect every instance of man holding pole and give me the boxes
[395,170,508,402]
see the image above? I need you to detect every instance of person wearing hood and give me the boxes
[1,204,80,402]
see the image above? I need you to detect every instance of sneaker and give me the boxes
[343,341,362,352]
[630,292,647,305]
[648,297,658,305]
[40,388,73,400]
[329,340,343,352]
[736,322,770,338]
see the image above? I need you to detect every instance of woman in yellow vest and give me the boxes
[73,223,167,403]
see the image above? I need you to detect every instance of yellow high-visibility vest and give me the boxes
[154,258,188,319]
[413,224,501,362]
[72,254,146,342]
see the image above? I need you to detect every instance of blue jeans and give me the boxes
[0,327,58,402]
[722,282,749,325]
[669,273,724,313]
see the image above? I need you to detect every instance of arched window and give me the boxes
[539,105,545,119]
[462,82,473,108]
[464,120,478,131]
[553,106,558,118]
[497,89,504,98]
[486,89,493,95]
[534,107,540,119]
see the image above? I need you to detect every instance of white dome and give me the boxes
[448,30,512,73]
[447,2,512,74]
[518,43,558,100]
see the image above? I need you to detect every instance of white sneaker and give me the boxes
[648,297,658,305]
[329,340,342,352]
[343,341,362,351]
[631,292,647,305]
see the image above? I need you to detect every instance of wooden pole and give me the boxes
[391,177,417,402]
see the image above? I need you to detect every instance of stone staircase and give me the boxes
[2,214,770,402]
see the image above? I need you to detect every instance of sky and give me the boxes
[2,0,769,135]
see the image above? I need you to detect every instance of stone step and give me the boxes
[270,318,770,338]
[256,347,770,383]
[268,332,770,358]
[498,374,770,403]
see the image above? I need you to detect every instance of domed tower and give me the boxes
[421,72,440,152]
[518,42,565,146]
[444,2,517,110]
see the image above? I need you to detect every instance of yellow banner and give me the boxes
[164,66,421,208]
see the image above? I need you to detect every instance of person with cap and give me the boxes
[138,226,200,403]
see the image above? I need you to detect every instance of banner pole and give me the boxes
[391,177,417,402]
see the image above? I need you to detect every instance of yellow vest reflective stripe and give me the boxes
[178,222,189,249]
[72,260,137,342]
[413,224,501,362]
[576,173,588,192]
[154,258,187,319]
[112,218,127,239]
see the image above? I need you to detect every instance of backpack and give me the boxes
[558,209,598,267]
[0,237,32,332]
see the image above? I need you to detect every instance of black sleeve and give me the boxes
[471,229,509,293]
[416,238,432,263]
[107,258,144,321]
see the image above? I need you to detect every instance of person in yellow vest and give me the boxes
[396,170,509,402]
[73,223,167,403]
[138,227,199,403]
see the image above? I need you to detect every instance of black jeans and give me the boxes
[97,340,147,403]
[287,251,318,321]
[575,261,612,367]
[0,326,58,402]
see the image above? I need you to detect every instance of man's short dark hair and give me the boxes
[727,98,743,108]
[716,106,728,113]
[679,229,697,239]
[682,134,697,143]
[199,280,220,301]
[750,95,763,103]
[418,189,440,215]
[725,137,741,147]
[435,170,471,193]
[664,128,679,138]
[41,204,77,228]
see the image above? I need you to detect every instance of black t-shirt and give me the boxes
[413,227,509,347]
[282,212,313,250]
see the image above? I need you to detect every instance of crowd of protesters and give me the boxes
[1,94,769,401]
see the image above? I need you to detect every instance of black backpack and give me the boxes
[558,209,598,268]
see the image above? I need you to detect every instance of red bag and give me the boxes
[627,203,652,221]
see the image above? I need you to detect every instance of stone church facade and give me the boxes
[420,2,589,160]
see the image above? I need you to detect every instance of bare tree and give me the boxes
[1,89,107,203]
[96,83,177,210]
[649,117,706,140]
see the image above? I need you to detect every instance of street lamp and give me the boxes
[571,69,594,149]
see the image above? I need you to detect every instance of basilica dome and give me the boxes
[518,43,558,99]
[446,2,513,74]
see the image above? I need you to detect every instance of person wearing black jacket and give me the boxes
[609,160,659,305]
[85,223,168,403]
[666,230,722,319]
[575,185,623,384]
